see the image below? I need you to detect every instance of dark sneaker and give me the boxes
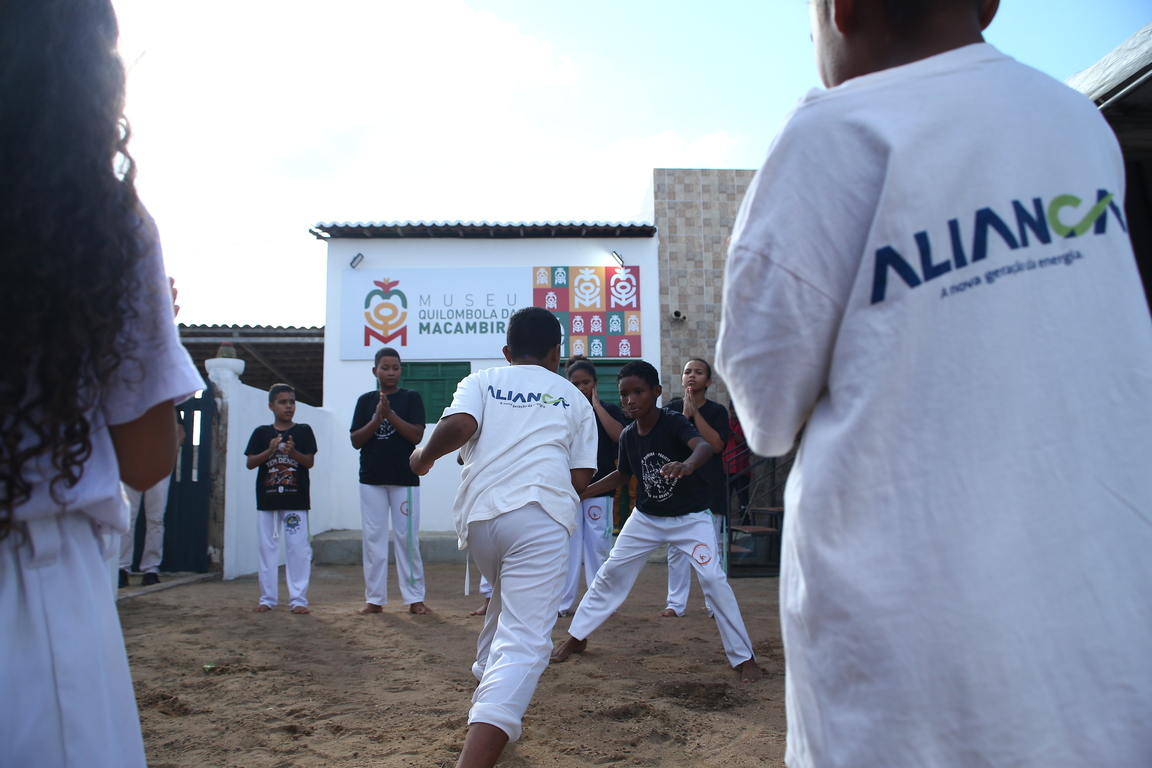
[119,569,130,588]
[141,572,160,587]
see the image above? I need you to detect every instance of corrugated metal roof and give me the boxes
[309,220,657,240]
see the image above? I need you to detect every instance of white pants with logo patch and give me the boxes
[467,504,569,743]
[360,484,424,606]
[665,511,723,615]
[257,509,311,608]
[559,496,614,613]
[119,476,170,574]
[568,509,755,668]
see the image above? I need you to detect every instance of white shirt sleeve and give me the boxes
[569,400,599,470]
[101,211,204,427]
[441,371,485,431]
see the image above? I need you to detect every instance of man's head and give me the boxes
[504,307,562,371]
[373,347,402,390]
[810,0,999,87]
[268,384,296,424]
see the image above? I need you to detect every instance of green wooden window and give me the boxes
[403,362,473,423]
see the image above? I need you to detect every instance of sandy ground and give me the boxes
[118,562,786,767]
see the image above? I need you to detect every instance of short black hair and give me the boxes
[374,347,401,366]
[617,360,659,388]
[507,307,561,360]
[565,354,597,381]
[877,0,984,34]
[269,383,295,403]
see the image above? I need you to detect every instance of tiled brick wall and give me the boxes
[653,168,756,406]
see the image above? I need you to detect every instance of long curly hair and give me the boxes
[0,0,144,539]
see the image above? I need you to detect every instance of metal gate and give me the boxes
[127,382,215,573]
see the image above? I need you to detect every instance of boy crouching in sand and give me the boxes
[410,307,598,768]
[552,360,762,682]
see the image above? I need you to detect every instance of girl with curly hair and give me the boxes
[0,1,203,765]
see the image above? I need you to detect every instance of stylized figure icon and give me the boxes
[590,315,603,333]
[627,315,640,333]
[536,267,549,285]
[573,268,602,309]
[691,543,712,565]
[364,277,408,345]
[572,339,586,356]
[554,267,568,285]
[618,338,632,356]
[545,291,558,309]
[610,267,637,308]
[609,314,623,333]
[590,338,604,356]
[572,315,585,333]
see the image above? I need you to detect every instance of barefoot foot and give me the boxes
[469,598,490,616]
[657,608,680,618]
[739,658,764,682]
[253,604,272,613]
[550,636,587,663]
[355,603,384,615]
[408,601,432,615]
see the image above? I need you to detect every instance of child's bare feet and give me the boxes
[291,606,310,614]
[550,636,587,663]
[739,658,763,682]
[657,608,680,617]
[355,603,384,615]
[469,598,490,616]
[408,602,432,615]
[253,604,272,613]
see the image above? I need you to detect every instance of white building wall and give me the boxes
[322,235,661,537]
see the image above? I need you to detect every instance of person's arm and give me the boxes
[109,400,179,491]
[246,432,278,470]
[581,469,629,500]
[661,436,713,479]
[282,435,315,469]
[410,413,478,476]
[591,394,624,443]
[684,401,726,454]
[570,467,595,495]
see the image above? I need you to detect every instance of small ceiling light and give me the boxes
[349,252,364,268]
[610,250,623,266]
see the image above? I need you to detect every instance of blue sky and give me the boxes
[111,0,1150,327]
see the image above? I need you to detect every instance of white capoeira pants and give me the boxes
[360,484,424,606]
[1,510,147,768]
[257,509,311,609]
[119,476,170,574]
[467,504,569,743]
[569,510,755,668]
[559,496,614,612]
[665,511,724,615]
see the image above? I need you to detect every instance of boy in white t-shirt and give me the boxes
[717,1,1152,766]
[410,307,597,768]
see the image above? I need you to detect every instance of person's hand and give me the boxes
[169,276,180,318]
[376,391,392,421]
[284,435,296,454]
[410,448,432,476]
[661,460,696,479]
[268,434,282,452]
[587,383,598,404]
[682,387,697,419]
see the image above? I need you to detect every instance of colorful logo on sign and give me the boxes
[533,266,642,358]
[364,277,408,346]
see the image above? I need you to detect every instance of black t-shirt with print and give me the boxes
[665,398,731,515]
[616,410,710,517]
[350,388,426,486]
[245,423,318,511]
[589,399,629,496]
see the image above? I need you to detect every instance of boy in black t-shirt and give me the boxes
[245,384,317,614]
[552,360,762,682]
[349,347,430,615]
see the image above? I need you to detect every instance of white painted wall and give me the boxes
[208,358,337,580]
[322,235,661,536]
